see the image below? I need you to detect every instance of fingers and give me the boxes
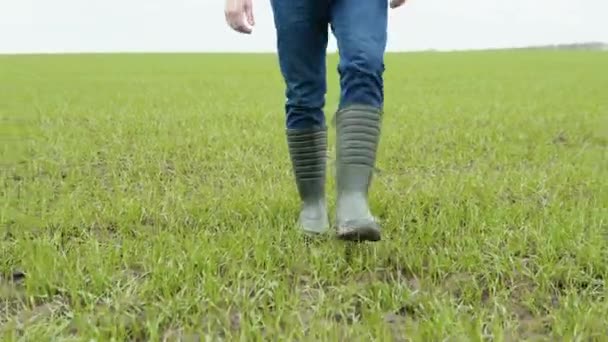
[225,0,253,34]
[244,0,255,26]
[226,10,252,34]
[390,0,407,9]
[231,16,253,34]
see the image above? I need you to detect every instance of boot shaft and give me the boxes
[286,127,328,201]
[335,106,382,193]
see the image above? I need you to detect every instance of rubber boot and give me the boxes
[335,105,382,241]
[286,127,330,235]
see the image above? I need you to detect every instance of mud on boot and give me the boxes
[286,127,330,235]
[335,105,382,242]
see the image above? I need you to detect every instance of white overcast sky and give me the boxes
[1,0,607,54]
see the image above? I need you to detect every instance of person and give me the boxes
[224,0,408,242]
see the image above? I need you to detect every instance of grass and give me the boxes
[1,50,607,340]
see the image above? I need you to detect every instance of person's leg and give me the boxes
[330,0,388,241]
[270,0,331,234]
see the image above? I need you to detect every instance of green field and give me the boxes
[1,51,607,340]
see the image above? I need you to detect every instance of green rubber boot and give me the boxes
[335,105,382,242]
[286,127,330,235]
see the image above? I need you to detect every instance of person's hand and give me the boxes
[390,0,408,9]
[225,0,254,34]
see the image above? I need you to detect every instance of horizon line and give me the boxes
[1,41,606,56]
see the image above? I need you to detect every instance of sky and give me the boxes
[1,0,607,54]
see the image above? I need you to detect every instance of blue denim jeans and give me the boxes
[270,0,388,129]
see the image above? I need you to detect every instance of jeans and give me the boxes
[270,0,388,130]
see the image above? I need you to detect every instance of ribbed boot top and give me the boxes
[286,128,327,181]
[336,107,381,168]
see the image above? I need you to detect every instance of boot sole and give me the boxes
[299,217,330,236]
[336,222,381,242]
[301,227,330,236]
